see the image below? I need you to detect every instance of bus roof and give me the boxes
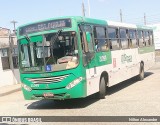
[107,20,137,29]
[107,20,153,30]
[17,16,153,31]
[17,16,107,29]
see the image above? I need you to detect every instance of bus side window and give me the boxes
[94,26,108,52]
[107,27,119,50]
[149,31,154,45]
[144,31,150,46]
[129,29,137,48]
[109,39,112,50]
[80,32,85,53]
[120,28,129,49]
[142,31,147,46]
[137,30,144,47]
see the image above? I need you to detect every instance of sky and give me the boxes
[1,0,160,31]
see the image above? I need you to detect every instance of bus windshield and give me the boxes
[20,31,79,72]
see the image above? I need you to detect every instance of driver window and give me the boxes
[88,33,94,53]
[79,24,95,66]
[79,25,94,53]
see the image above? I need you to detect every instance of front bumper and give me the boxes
[21,80,86,100]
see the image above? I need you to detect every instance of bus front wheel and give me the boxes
[97,76,106,99]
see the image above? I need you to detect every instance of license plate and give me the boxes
[43,93,54,97]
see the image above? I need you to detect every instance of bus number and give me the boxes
[99,55,107,62]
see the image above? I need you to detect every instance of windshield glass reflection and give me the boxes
[20,32,79,72]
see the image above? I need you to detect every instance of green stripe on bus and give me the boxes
[138,46,155,54]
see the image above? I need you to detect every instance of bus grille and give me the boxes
[26,75,69,84]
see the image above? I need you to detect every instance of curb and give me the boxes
[0,87,21,97]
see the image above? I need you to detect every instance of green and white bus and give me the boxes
[17,16,155,100]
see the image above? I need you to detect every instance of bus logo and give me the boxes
[2,117,11,122]
[121,54,132,63]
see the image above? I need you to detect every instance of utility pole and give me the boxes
[10,20,18,33]
[120,9,123,22]
[82,0,85,16]
[88,0,91,17]
[144,13,146,25]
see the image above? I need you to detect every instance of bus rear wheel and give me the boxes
[137,63,144,80]
[97,76,106,99]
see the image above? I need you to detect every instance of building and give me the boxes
[149,24,160,50]
[0,28,20,87]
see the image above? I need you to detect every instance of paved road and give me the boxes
[0,63,160,125]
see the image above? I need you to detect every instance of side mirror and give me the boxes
[86,32,91,43]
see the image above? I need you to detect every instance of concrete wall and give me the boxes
[0,69,20,87]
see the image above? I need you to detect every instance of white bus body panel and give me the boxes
[86,48,155,96]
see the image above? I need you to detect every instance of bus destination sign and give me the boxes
[19,19,71,35]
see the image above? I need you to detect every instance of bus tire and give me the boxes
[97,76,106,99]
[137,63,144,80]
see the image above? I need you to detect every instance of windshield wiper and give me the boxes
[52,29,63,42]
[50,29,63,57]
[24,34,31,43]
[24,34,33,66]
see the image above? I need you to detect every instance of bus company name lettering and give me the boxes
[23,67,40,72]
[25,21,66,33]
[99,55,107,62]
[121,54,132,63]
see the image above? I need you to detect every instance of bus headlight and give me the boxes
[22,84,32,92]
[66,77,83,89]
